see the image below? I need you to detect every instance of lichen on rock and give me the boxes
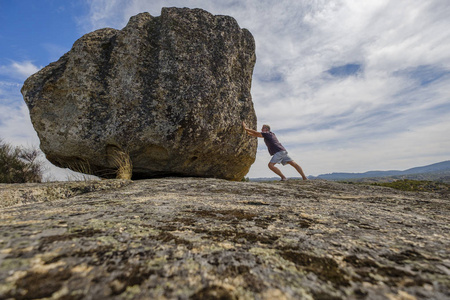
[21,7,257,180]
[0,178,449,299]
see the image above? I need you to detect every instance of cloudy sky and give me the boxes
[1,0,449,180]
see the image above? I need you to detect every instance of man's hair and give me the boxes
[263,124,271,131]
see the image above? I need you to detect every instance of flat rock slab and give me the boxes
[0,178,448,299]
[0,180,131,208]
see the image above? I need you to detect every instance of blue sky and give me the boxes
[1,0,449,180]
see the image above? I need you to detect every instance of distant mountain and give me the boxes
[310,160,450,181]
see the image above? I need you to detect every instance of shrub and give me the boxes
[0,139,43,183]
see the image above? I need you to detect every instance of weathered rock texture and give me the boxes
[0,180,131,208]
[21,7,257,180]
[0,178,448,299]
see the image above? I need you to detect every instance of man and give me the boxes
[243,122,308,181]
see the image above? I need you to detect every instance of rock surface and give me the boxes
[0,178,448,299]
[0,180,131,208]
[21,8,257,180]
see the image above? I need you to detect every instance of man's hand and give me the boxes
[242,121,263,138]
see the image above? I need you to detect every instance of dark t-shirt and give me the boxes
[261,132,286,156]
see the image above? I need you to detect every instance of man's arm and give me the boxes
[242,121,263,138]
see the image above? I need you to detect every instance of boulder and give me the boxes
[21,7,257,180]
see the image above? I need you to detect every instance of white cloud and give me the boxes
[0,81,22,101]
[0,103,38,147]
[0,61,41,80]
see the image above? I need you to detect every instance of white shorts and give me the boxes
[270,151,293,166]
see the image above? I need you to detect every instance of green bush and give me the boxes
[0,139,43,183]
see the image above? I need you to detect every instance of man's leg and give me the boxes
[268,162,287,180]
[287,161,308,180]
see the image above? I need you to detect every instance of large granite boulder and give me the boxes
[21,7,257,180]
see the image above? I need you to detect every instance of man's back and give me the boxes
[261,131,286,155]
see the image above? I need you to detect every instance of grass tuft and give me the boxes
[108,147,133,180]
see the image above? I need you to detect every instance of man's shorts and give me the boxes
[270,151,293,166]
